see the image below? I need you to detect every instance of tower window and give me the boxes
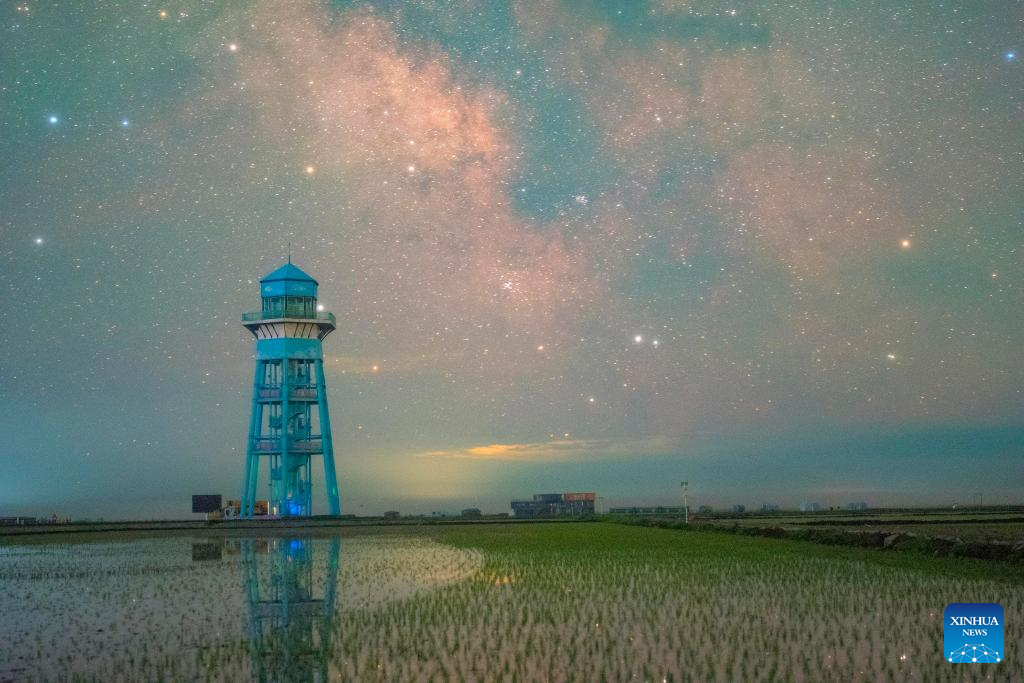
[261,296,317,318]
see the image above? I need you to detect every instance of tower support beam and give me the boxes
[316,358,340,515]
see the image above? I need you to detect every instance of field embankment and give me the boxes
[616,513,1024,563]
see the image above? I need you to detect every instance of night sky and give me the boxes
[2,1,1022,519]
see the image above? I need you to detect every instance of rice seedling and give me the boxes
[0,523,1020,681]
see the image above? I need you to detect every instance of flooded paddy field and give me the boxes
[1,522,1021,681]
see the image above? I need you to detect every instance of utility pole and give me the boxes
[681,481,689,524]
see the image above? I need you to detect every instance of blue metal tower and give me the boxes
[241,260,340,517]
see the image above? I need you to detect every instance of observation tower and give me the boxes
[240,259,340,517]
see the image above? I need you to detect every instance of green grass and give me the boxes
[433,522,1024,583]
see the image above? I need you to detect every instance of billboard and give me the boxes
[563,492,596,502]
[191,494,223,513]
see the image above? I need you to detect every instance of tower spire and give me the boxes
[287,242,292,264]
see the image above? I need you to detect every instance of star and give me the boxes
[228,43,239,53]
[1006,51,1016,62]
[121,119,130,127]
[47,115,58,125]
[305,165,316,175]
[33,237,44,245]
[900,239,911,250]
[634,335,643,344]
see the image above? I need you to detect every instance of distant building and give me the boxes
[511,492,595,518]
[383,510,400,520]
[608,506,685,516]
[760,503,779,513]
[461,508,482,519]
[0,517,34,526]
[799,502,822,512]
[847,501,868,511]
[194,497,267,520]
[731,504,746,514]
[697,505,713,514]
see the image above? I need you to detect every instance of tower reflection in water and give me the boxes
[241,537,340,682]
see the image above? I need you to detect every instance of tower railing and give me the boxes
[253,437,324,453]
[241,311,337,325]
[258,385,318,399]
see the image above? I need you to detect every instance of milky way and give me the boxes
[1,1,1021,517]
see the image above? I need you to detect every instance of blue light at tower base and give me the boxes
[240,260,341,518]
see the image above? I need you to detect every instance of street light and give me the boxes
[681,481,689,524]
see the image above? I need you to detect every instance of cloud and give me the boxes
[417,436,677,461]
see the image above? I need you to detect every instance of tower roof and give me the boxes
[260,262,318,285]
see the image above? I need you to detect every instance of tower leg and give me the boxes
[280,357,291,517]
[246,410,261,516]
[315,359,341,515]
[242,360,264,518]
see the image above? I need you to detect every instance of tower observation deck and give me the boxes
[240,260,340,517]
